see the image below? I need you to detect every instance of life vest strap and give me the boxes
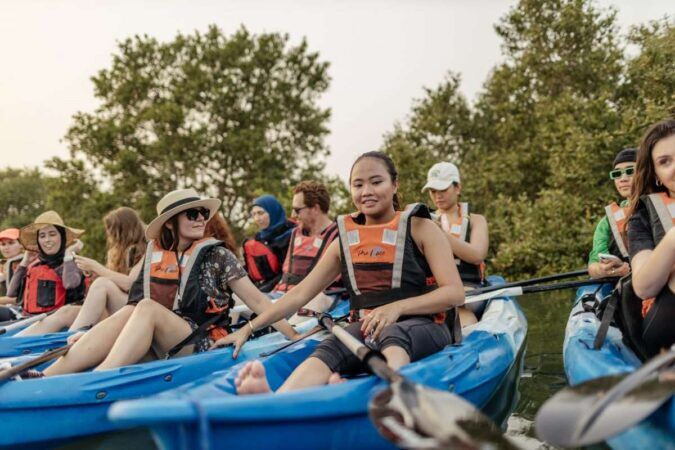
[349,285,436,311]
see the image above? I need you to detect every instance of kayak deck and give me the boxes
[564,285,675,450]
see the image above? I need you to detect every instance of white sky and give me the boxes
[0,0,671,181]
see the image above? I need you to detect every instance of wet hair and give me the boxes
[349,151,401,210]
[292,181,330,214]
[629,118,675,217]
[204,213,239,257]
[103,207,147,274]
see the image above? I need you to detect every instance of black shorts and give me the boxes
[311,316,452,374]
[642,285,675,356]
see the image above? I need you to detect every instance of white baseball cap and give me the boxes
[421,162,461,192]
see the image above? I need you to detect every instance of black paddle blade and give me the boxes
[369,378,518,449]
[535,374,675,447]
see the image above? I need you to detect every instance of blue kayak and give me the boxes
[0,302,347,448]
[0,329,74,357]
[564,285,675,450]
[110,276,527,450]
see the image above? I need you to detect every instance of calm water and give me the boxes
[58,288,594,450]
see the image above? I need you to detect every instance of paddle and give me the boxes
[258,313,349,358]
[535,346,675,447]
[0,342,72,382]
[467,269,590,298]
[465,277,618,304]
[318,315,518,449]
[0,312,48,336]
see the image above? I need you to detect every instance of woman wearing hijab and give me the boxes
[0,211,86,317]
[242,195,296,292]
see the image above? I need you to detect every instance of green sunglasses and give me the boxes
[609,166,635,180]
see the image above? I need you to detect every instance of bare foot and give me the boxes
[235,360,272,395]
[328,372,346,384]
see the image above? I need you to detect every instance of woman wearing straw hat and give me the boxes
[0,212,87,318]
[42,189,297,377]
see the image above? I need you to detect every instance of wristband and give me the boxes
[248,321,255,333]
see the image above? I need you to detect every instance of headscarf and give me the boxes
[37,225,67,269]
[253,195,288,241]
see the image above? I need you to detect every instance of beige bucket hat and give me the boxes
[19,211,85,252]
[146,188,221,240]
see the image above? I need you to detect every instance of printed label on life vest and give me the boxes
[151,252,163,264]
[450,224,462,235]
[382,229,397,245]
[613,209,626,221]
[313,238,323,248]
[347,230,360,246]
[295,236,303,247]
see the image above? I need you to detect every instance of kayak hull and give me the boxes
[564,285,675,450]
[0,312,336,447]
[110,276,527,450]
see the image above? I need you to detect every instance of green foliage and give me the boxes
[0,168,48,229]
[64,25,331,231]
[381,0,674,277]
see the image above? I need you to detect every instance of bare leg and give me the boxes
[95,299,193,371]
[381,346,410,370]
[458,307,478,327]
[237,356,333,395]
[70,277,128,331]
[17,305,82,336]
[43,305,135,376]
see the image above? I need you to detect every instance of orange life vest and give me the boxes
[640,192,675,317]
[137,238,231,340]
[438,202,486,284]
[337,203,443,322]
[242,239,281,284]
[604,201,630,260]
[22,261,67,314]
[275,222,341,293]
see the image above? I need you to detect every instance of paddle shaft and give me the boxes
[0,312,47,335]
[466,277,618,304]
[0,343,72,381]
[468,269,589,297]
[320,315,401,383]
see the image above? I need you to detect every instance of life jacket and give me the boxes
[130,238,233,341]
[639,192,675,317]
[242,238,282,288]
[337,203,443,323]
[438,203,486,284]
[604,201,630,260]
[22,261,70,314]
[1,254,23,291]
[275,222,341,293]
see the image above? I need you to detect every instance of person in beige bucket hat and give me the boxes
[41,189,298,378]
[0,211,87,320]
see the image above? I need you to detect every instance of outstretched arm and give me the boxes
[444,213,489,264]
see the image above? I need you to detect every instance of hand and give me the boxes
[74,255,102,275]
[209,325,252,359]
[360,302,403,341]
[599,260,629,277]
[66,240,84,256]
[67,331,86,345]
[21,251,37,266]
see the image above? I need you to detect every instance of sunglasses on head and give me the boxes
[184,207,210,221]
[609,166,635,180]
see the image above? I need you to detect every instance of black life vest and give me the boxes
[604,201,630,260]
[642,192,675,245]
[275,222,341,293]
[337,203,441,322]
[128,238,233,338]
[22,260,85,314]
[437,203,485,284]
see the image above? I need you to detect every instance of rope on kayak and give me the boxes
[189,398,211,450]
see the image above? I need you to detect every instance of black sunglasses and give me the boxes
[184,207,210,221]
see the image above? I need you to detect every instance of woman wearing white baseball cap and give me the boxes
[422,162,490,320]
[42,188,297,377]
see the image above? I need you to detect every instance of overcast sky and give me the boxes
[0,0,671,180]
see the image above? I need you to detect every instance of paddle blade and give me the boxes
[369,379,518,449]
[535,374,675,447]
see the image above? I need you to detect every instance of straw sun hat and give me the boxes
[19,211,85,252]
[146,188,221,240]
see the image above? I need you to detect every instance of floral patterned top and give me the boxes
[198,246,247,306]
